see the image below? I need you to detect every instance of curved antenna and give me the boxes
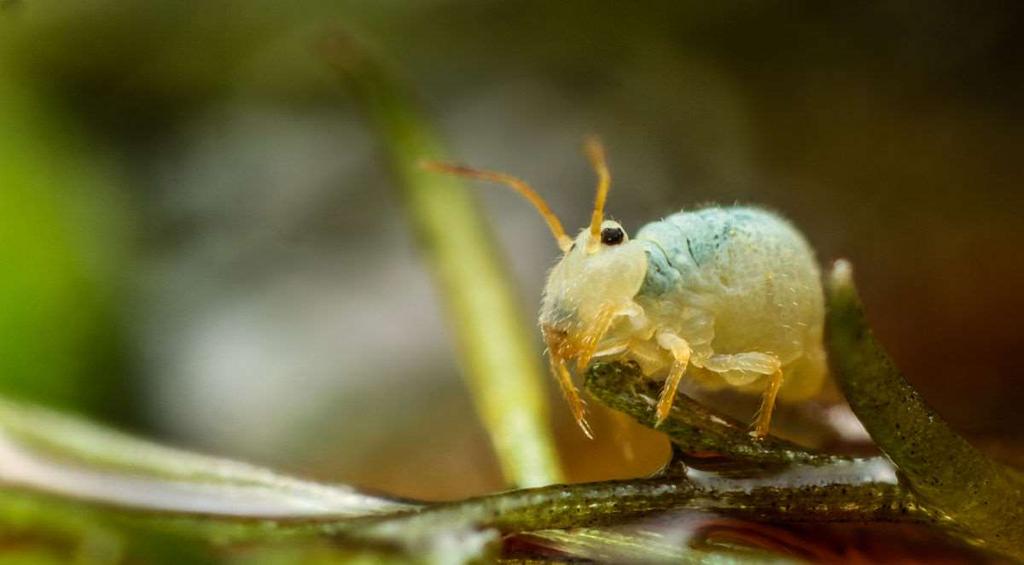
[583,136,610,251]
[421,160,573,252]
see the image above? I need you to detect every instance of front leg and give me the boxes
[653,331,692,425]
[549,356,593,439]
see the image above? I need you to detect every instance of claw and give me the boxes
[654,399,673,427]
[576,412,594,440]
[548,355,593,439]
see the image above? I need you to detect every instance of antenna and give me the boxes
[583,136,610,252]
[422,160,573,252]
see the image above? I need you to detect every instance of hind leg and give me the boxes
[752,368,784,438]
[703,352,782,438]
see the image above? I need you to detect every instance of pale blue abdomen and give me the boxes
[633,206,827,399]
[637,207,783,297]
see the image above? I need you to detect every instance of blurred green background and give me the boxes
[1,1,1022,500]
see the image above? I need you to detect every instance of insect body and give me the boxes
[425,139,826,439]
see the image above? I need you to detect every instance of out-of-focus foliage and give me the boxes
[327,37,564,487]
[0,59,131,420]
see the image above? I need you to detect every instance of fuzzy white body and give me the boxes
[541,206,827,424]
[627,207,826,399]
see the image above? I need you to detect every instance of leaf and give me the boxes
[0,397,412,519]
[323,33,564,488]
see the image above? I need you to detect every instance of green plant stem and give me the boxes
[3,473,928,558]
[585,362,840,467]
[826,260,1024,559]
[323,36,563,488]
[340,472,932,550]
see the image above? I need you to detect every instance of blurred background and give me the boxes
[1,1,1022,501]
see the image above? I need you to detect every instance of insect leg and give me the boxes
[549,356,593,439]
[752,368,784,439]
[574,303,619,373]
[702,352,781,375]
[653,332,692,425]
[702,352,783,438]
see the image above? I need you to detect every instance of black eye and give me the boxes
[600,226,624,246]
